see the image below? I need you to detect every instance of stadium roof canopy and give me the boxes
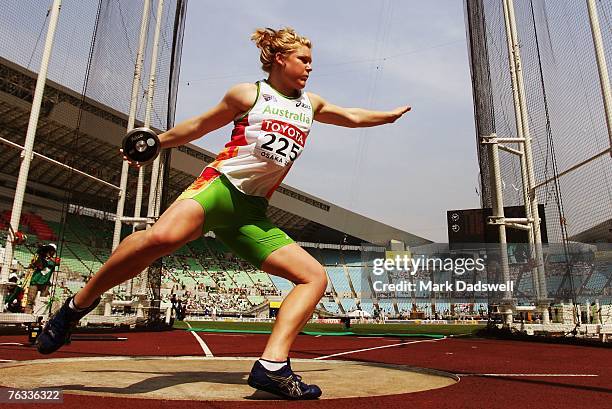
[0,57,430,247]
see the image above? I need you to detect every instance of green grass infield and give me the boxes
[175,320,483,337]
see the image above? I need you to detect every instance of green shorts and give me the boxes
[176,168,294,267]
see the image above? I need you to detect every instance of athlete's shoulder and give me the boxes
[228,82,258,94]
[305,92,325,113]
[224,82,259,113]
[226,82,258,100]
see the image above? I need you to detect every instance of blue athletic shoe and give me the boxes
[36,296,100,355]
[247,358,322,400]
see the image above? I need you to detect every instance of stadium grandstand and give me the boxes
[1,55,610,327]
[0,0,609,337]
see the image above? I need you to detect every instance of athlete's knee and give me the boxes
[304,265,327,294]
[144,226,187,254]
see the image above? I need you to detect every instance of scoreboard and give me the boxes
[447,205,548,244]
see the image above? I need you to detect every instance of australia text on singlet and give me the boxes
[206,80,313,199]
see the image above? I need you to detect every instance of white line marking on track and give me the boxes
[185,322,213,357]
[459,374,598,377]
[0,343,24,346]
[314,337,445,360]
[0,359,15,362]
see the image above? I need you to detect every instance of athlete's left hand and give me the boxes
[389,106,411,123]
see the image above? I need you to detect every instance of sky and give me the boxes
[175,0,480,242]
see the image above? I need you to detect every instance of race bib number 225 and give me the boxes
[256,119,308,166]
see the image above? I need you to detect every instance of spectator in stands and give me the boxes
[170,293,182,320]
[590,302,601,324]
[176,298,186,320]
[37,27,410,400]
[25,243,58,314]
[4,273,25,313]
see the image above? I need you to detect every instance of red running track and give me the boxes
[0,330,610,409]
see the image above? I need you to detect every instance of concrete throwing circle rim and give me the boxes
[0,356,459,401]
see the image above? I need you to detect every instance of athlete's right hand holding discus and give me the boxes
[38,26,411,401]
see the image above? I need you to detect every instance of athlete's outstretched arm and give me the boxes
[158,83,257,148]
[308,93,410,128]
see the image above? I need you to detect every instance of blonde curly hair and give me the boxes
[251,27,311,73]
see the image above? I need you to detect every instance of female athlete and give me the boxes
[37,27,410,400]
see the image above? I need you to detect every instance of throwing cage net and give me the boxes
[0,0,187,325]
[464,0,611,331]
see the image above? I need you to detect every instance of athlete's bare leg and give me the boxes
[74,199,205,308]
[259,243,327,361]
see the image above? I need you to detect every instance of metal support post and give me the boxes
[0,0,62,310]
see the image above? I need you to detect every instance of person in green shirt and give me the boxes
[25,243,57,314]
[4,273,24,313]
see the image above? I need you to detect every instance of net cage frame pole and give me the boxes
[112,0,151,301]
[134,0,165,224]
[586,0,612,157]
[501,0,539,304]
[481,134,514,326]
[505,0,550,321]
[501,0,532,246]
[0,0,62,310]
[0,137,120,191]
[145,0,166,222]
[134,0,166,223]
[533,148,611,190]
[112,0,151,251]
[133,1,165,229]
[132,0,166,297]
